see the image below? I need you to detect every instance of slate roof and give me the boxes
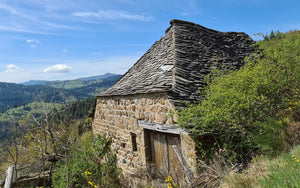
[98,19,254,105]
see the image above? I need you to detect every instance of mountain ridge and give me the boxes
[21,73,120,86]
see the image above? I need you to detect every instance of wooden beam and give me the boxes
[138,120,187,135]
[172,145,195,183]
[4,165,14,188]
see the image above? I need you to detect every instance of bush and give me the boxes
[52,132,121,188]
[179,30,300,164]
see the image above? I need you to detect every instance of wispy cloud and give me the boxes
[26,39,40,43]
[0,25,54,35]
[73,10,153,21]
[62,49,68,53]
[0,1,80,35]
[44,64,71,73]
[5,64,19,72]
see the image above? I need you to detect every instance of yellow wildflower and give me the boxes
[292,155,295,158]
[94,185,98,188]
[279,120,282,124]
[165,175,172,182]
[88,181,93,186]
[289,107,292,111]
[297,160,299,163]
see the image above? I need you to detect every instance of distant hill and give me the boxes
[22,80,48,86]
[0,82,91,113]
[77,73,119,81]
[21,73,121,86]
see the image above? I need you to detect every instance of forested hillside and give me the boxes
[0,73,121,141]
[22,74,122,96]
[0,74,121,113]
[0,82,90,113]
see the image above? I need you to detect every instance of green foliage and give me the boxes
[179,30,300,163]
[52,133,121,188]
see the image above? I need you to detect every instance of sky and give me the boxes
[0,0,299,83]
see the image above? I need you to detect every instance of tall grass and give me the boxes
[220,145,300,188]
[258,145,300,188]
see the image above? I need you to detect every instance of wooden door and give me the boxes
[144,130,184,178]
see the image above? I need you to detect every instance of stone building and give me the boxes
[92,19,254,186]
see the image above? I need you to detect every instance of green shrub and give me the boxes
[52,133,121,188]
[179,30,300,164]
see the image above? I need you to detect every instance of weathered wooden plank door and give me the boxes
[153,132,169,174]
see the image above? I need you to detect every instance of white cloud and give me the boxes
[26,39,40,44]
[62,49,68,53]
[26,39,40,47]
[73,10,153,21]
[44,64,71,73]
[5,64,19,72]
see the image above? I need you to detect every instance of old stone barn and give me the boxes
[92,19,254,186]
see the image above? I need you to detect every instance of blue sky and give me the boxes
[0,0,299,83]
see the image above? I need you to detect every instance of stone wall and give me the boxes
[92,92,196,186]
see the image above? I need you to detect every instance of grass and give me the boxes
[258,145,300,188]
[220,145,300,188]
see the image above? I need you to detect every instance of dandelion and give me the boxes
[279,120,282,124]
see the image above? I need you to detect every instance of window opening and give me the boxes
[131,132,137,151]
